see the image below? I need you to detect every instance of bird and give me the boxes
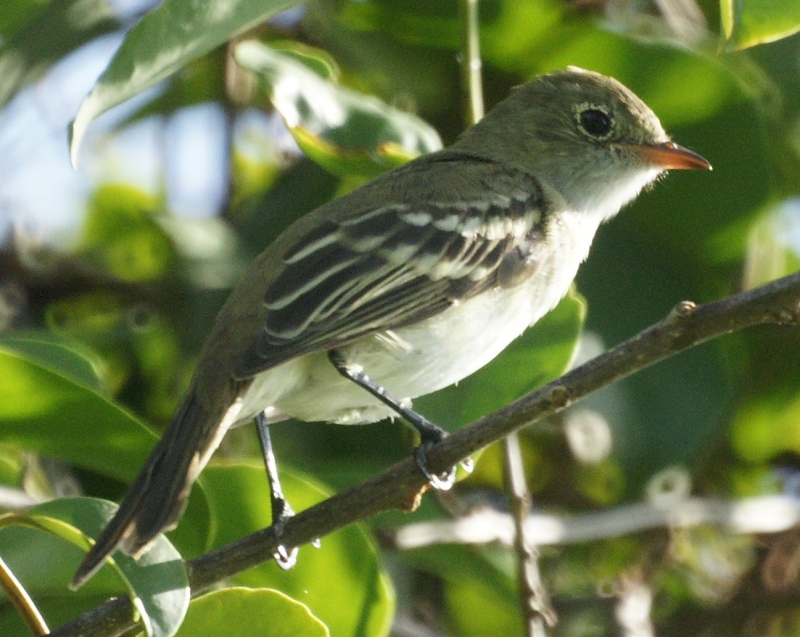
[71,66,710,588]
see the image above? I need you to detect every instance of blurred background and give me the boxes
[2,0,800,635]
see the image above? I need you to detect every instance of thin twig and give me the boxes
[503,433,556,634]
[458,0,484,125]
[392,494,800,549]
[50,272,800,637]
[0,555,49,636]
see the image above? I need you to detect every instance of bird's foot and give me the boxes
[413,423,474,490]
[327,350,472,489]
[271,497,298,570]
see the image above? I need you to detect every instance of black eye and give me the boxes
[578,108,613,139]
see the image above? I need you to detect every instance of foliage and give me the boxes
[1,0,800,636]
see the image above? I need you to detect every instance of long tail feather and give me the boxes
[71,389,240,589]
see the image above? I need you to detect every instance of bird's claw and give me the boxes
[271,497,298,569]
[273,542,299,570]
[413,443,473,491]
[429,467,457,490]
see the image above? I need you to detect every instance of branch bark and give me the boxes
[51,271,800,637]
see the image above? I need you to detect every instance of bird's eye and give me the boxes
[576,107,613,140]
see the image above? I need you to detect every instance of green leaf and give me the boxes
[0,342,155,482]
[0,0,119,108]
[0,0,41,38]
[731,381,800,463]
[233,39,442,177]
[80,184,174,283]
[445,576,524,637]
[176,588,329,637]
[201,464,395,637]
[405,544,516,601]
[69,0,301,164]
[0,524,118,636]
[269,40,341,81]
[0,338,214,558]
[0,336,102,392]
[727,203,800,463]
[0,497,189,637]
[0,444,24,486]
[402,544,521,637]
[722,0,800,49]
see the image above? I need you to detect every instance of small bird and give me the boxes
[71,67,710,588]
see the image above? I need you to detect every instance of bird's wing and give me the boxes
[235,157,546,377]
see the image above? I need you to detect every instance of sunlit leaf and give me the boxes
[0,497,189,637]
[269,40,341,81]
[731,391,800,462]
[0,342,154,482]
[70,0,301,164]
[722,0,800,49]
[176,588,329,637]
[0,336,102,392]
[233,39,442,177]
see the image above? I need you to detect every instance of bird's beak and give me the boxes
[631,141,711,171]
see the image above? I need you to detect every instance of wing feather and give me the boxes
[234,159,545,378]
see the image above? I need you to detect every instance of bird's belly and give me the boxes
[239,266,573,426]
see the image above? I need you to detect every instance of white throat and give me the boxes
[571,167,663,223]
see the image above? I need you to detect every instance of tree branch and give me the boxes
[51,271,800,637]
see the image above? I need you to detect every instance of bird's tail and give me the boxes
[71,387,240,589]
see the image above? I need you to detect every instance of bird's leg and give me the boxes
[328,350,472,490]
[255,412,298,569]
